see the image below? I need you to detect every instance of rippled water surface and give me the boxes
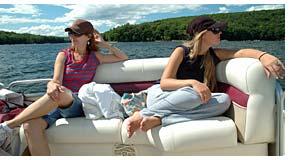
[0,41,285,93]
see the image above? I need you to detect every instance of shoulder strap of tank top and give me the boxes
[60,48,72,64]
[209,47,221,65]
[175,45,190,56]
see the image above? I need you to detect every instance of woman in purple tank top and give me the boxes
[0,19,128,155]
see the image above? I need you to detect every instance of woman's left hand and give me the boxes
[260,54,285,79]
[94,32,110,49]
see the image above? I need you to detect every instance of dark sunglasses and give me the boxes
[68,31,83,37]
[207,27,223,34]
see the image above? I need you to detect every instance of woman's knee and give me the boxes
[173,87,201,104]
[23,118,47,134]
[179,87,200,99]
[56,89,74,107]
[216,93,231,109]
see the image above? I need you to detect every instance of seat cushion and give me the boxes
[46,117,122,144]
[122,116,237,152]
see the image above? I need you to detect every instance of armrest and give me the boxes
[216,58,276,144]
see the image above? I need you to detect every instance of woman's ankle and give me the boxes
[1,121,13,132]
[4,119,19,129]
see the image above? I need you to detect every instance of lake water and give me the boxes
[0,41,285,93]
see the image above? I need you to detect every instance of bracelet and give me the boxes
[258,52,267,61]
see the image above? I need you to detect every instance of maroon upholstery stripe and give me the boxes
[217,82,249,108]
[110,81,157,95]
[110,81,249,108]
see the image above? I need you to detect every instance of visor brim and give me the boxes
[64,27,81,34]
[209,21,227,31]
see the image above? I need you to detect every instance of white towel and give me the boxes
[78,82,123,119]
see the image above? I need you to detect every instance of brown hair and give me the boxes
[70,31,99,53]
[183,30,217,91]
[87,31,99,52]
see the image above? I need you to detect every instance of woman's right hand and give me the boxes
[191,80,211,104]
[47,80,64,101]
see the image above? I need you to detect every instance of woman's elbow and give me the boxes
[120,54,128,61]
[123,56,128,61]
[160,79,168,90]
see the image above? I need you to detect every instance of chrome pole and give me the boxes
[275,81,285,156]
[7,78,52,89]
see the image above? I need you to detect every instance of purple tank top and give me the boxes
[62,48,100,93]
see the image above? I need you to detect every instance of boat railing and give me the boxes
[2,79,52,101]
[7,78,52,90]
[0,82,4,90]
[275,81,285,156]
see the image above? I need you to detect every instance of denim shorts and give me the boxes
[42,93,84,128]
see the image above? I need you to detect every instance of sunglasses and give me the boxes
[68,31,83,37]
[207,27,223,34]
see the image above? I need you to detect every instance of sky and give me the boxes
[0,4,284,37]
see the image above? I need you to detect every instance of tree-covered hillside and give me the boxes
[103,9,284,41]
[0,31,67,45]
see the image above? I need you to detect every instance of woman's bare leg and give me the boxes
[23,118,50,156]
[5,89,73,129]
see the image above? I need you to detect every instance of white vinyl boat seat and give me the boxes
[18,57,276,156]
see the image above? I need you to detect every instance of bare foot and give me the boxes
[124,111,143,138]
[140,116,161,132]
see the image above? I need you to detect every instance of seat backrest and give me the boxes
[93,57,276,144]
[93,58,168,94]
[93,58,168,83]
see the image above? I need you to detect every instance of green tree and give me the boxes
[102,9,284,42]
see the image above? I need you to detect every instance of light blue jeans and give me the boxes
[140,84,231,126]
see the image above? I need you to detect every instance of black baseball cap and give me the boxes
[186,16,227,36]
